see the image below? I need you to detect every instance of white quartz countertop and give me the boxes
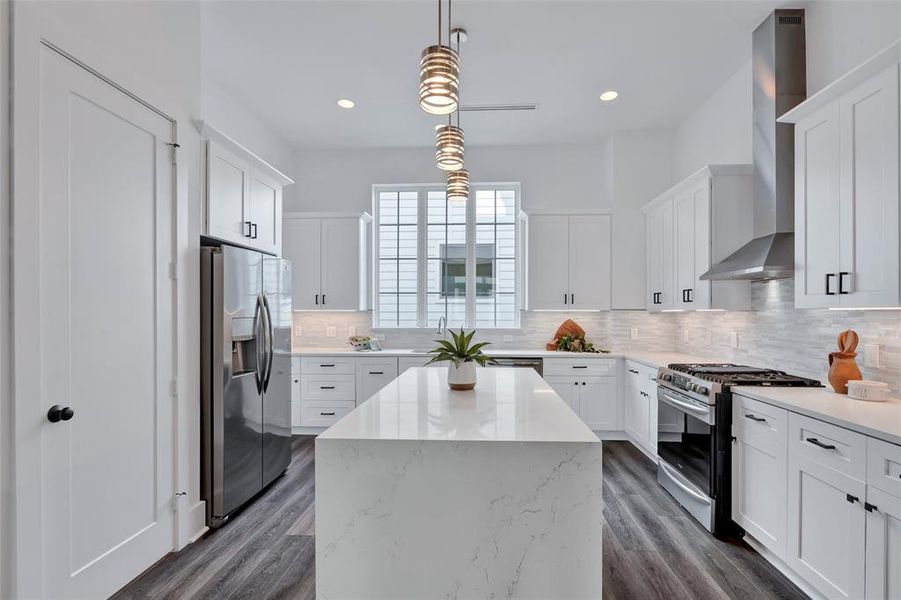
[317,367,600,443]
[733,386,901,446]
[292,346,710,368]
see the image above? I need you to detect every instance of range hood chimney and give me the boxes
[700,9,806,281]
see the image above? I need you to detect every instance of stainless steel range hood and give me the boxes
[701,10,806,281]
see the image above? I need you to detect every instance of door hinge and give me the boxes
[173,490,187,512]
[166,141,180,164]
[169,379,178,398]
[169,261,178,280]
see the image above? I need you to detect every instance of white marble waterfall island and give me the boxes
[315,367,604,599]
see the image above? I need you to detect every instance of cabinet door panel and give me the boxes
[623,384,649,447]
[786,453,866,600]
[355,357,399,404]
[248,169,281,255]
[579,377,618,431]
[646,207,663,310]
[569,215,611,310]
[688,181,711,309]
[795,103,841,308]
[839,65,900,307]
[283,218,321,310]
[321,218,362,310]
[207,140,249,244]
[528,216,570,310]
[674,191,695,309]
[865,486,901,600]
[545,377,580,414]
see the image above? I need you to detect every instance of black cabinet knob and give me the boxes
[48,405,75,423]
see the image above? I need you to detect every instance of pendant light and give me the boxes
[419,0,459,115]
[435,26,467,171]
[446,168,470,202]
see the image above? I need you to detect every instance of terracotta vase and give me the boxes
[828,351,862,394]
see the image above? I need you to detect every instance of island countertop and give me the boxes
[318,366,599,444]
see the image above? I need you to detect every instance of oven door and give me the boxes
[656,385,715,498]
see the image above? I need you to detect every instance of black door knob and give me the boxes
[48,405,75,423]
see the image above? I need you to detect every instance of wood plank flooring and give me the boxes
[115,438,806,600]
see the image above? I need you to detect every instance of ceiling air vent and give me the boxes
[458,103,539,112]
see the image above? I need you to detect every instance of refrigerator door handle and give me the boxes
[253,293,264,394]
[261,293,275,392]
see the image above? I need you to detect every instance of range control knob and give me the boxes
[695,385,709,395]
[659,373,672,382]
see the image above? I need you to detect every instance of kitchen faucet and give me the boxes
[436,316,447,336]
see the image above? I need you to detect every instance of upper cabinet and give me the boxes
[283,213,372,311]
[200,122,294,255]
[643,166,754,312]
[527,214,612,311]
[784,62,900,309]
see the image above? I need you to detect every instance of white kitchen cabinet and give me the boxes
[731,395,789,560]
[786,63,900,309]
[201,122,293,255]
[283,214,371,311]
[291,358,302,428]
[580,377,618,430]
[355,357,399,404]
[544,358,619,431]
[545,377,581,414]
[865,486,901,600]
[527,214,611,311]
[786,413,867,600]
[623,362,650,446]
[645,199,674,311]
[643,165,753,312]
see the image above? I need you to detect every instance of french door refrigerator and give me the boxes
[201,243,292,527]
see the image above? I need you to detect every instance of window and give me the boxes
[374,184,521,329]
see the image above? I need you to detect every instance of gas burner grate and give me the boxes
[667,363,822,387]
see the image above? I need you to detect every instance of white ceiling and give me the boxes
[201,0,783,149]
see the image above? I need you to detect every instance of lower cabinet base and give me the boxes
[743,534,828,600]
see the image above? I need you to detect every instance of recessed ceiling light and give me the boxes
[337,98,355,109]
[599,91,619,102]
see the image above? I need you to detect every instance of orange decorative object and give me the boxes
[828,329,862,394]
[546,319,586,351]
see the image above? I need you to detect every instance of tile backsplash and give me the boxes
[293,278,901,393]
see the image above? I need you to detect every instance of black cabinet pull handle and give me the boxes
[47,405,75,423]
[628,369,639,374]
[244,221,252,238]
[745,414,766,422]
[322,294,326,305]
[864,502,878,512]
[839,271,850,294]
[315,294,319,305]
[320,385,336,390]
[320,364,335,367]
[846,494,859,504]
[807,437,836,450]
[564,293,568,305]
[572,365,588,369]
[369,371,384,375]
[573,381,578,386]
[570,293,574,304]
[687,288,693,302]
[825,273,836,295]
[320,411,336,416]
[251,223,258,239]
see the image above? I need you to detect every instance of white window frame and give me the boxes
[372,182,522,330]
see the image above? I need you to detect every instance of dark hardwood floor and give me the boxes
[115,438,806,600]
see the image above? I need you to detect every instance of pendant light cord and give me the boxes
[438,0,442,46]
[455,27,462,129]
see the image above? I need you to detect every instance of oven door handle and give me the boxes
[659,462,711,505]
[658,388,710,415]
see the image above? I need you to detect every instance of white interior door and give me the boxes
[35,45,176,599]
[527,215,570,310]
[568,215,611,310]
[838,65,900,307]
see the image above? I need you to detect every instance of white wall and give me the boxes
[286,143,610,213]
[201,75,294,176]
[0,2,9,596]
[6,2,205,594]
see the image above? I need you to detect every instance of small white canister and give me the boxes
[847,380,890,402]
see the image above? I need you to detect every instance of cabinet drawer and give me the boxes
[544,358,617,377]
[733,395,788,450]
[300,401,354,427]
[789,412,867,481]
[867,437,901,498]
[300,356,355,375]
[300,374,356,401]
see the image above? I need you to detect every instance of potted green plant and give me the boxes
[426,328,496,390]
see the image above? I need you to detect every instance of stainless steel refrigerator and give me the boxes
[201,244,292,527]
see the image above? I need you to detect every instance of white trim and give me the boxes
[642,164,752,212]
[743,535,827,600]
[523,207,613,216]
[195,120,294,186]
[285,211,372,221]
[780,37,901,124]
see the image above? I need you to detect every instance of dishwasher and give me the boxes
[486,356,543,376]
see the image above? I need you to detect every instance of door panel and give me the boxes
[207,140,249,244]
[865,487,901,600]
[38,46,175,598]
[545,377,580,414]
[283,218,321,310]
[321,218,362,310]
[569,215,611,310]
[795,103,841,308]
[674,191,695,309]
[528,216,570,310]
[249,170,282,255]
[689,181,711,309]
[579,377,618,431]
[262,257,292,486]
[839,65,900,307]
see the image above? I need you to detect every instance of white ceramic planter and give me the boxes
[447,361,477,390]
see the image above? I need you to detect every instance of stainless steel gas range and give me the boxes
[655,363,821,536]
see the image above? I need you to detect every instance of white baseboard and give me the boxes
[292,426,325,436]
[592,430,629,441]
[178,500,208,550]
[743,534,826,600]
